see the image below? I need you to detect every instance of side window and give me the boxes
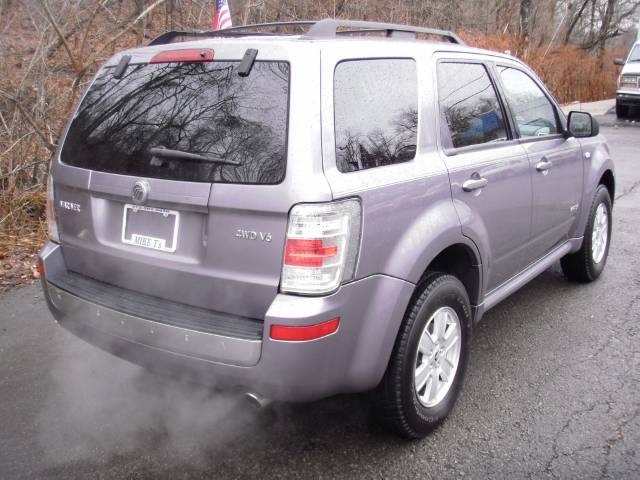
[498,67,559,138]
[437,62,508,149]
[334,59,417,173]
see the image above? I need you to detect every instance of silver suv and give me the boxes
[39,19,615,438]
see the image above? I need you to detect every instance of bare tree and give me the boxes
[557,0,640,50]
[0,0,636,270]
[563,0,591,44]
[520,0,533,43]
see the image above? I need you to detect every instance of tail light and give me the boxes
[281,199,361,295]
[46,175,59,242]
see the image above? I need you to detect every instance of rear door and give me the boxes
[496,66,583,259]
[53,43,328,319]
[435,59,533,292]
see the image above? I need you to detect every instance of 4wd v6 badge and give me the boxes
[235,229,272,242]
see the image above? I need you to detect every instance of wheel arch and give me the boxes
[599,169,615,204]
[415,243,482,308]
[571,142,615,241]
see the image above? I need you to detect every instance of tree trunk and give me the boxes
[596,0,615,60]
[519,0,533,43]
[563,0,591,45]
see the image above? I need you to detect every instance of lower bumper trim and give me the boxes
[46,282,262,367]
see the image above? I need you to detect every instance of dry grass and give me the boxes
[462,31,622,104]
[0,190,47,292]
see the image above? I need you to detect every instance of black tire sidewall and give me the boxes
[400,276,472,434]
[583,186,612,280]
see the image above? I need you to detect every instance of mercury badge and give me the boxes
[131,180,150,205]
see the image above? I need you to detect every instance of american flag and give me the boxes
[214,0,232,30]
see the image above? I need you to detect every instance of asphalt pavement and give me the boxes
[1,124,639,479]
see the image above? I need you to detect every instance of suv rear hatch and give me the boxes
[51,41,329,319]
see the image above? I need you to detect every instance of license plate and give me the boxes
[121,204,179,253]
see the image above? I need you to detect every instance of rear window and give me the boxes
[437,62,508,149]
[61,61,289,184]
[334,59,418,173]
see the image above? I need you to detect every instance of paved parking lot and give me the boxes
[1,124,639,479]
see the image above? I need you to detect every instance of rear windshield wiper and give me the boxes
[149,147,240,166]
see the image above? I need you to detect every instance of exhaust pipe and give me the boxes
[244,392,272,409]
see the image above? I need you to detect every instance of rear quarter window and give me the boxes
[334,59,418,173]
[61,61,290,184]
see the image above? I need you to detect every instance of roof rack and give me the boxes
[306,19,464,44]
[148,21,315,46]
[148,18,464,46]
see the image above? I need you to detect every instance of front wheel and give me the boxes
[374,272,471,439]
[561,185,612,282]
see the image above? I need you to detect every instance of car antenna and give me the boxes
[238,49,258,77]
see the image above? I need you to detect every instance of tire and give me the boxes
[374,272,472,439]
[561,185,612,282]
[616,102,628,119]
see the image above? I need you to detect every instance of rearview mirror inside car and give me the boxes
[567,111,600,138]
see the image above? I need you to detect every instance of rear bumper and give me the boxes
[39,242,414,401]
[616,91,640,106]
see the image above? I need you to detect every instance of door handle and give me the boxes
[462,177,489,192]
[536,160,552,172]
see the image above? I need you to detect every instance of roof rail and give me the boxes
[306,19,464,44]
[148,21,316,46]
[148,18,464,46]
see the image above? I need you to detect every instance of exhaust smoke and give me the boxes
[36,333,266,466]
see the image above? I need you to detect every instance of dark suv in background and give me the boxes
[39,19,614,438]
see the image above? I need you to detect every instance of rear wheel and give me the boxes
[561,185,612,282]
[374,272,471,439]
[616,102,629,118]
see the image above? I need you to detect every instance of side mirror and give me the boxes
[614,58,625,66]
[567,111,600,138]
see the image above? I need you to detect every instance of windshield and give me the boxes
[61,60,289,184]
[628,45,640,62]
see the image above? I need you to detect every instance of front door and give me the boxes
[497,66,583,259]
